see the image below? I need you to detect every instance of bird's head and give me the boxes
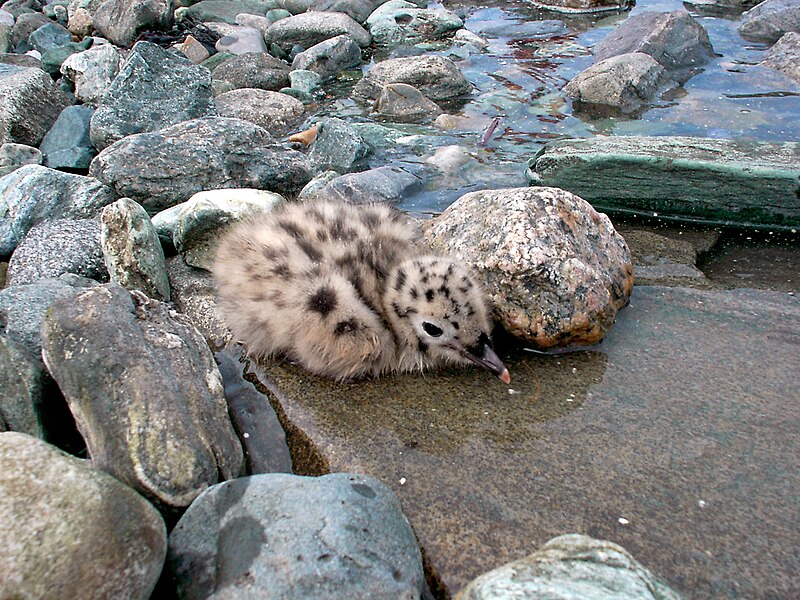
[384,255,510,384]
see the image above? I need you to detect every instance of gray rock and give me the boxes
[683,0,762,17]
[309,117,371,173]
[40,283,244,512]
[564,52,677,114]
[27,21,72,54]
[313,165,421,204]
[288,68,323,96]
[0,142,42,174]
[40,104,98,170]
[0,11,11,54]
[182,0,279,25]
[593,10,715,72]
[738,0,800,43]
[456,534,681,600]
[264,11,371,52]
[291,33,362,81]
[40,39,92,77]
[0,165,117,254]
[353,55,472,100]
[11,12,50,49]
[423,187,634,348]
[527,0,633,13]
[215,88,305,135]
[211,51,291,91]
[151,202,183,247]
[93,0,173,47]
[373,82,443,121]
[0,52,42,69]
[366,0,463,48]
[297,169,339,199]
[60,42,122,104]
[0,432,167,599]
[215,26,268,54]
[89,117,312,213]
[6,218,107,286]
[309,0,375,24]
[235,13,277,35]
[615,225,710,286]
[168,472,425,599]
[100,198,171,301]
[0,336,46,438]
[760,31,800,82]
[90,41,216,150]
[0,64,71,146]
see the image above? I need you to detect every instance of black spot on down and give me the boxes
[307,286,338,317]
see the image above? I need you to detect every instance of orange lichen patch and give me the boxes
[288,124,318,146]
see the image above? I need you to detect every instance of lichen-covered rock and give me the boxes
[309,116,371,173]
[424,187,634,348]
[211,52,292,91]
[60,42,122,104]
[40,283,244,513]
[0,432,167,599]
[168,473,425,599]
[264,11,371,51]
[93,0,173,47]
[0,64,71,146]
[353,55,471,100]
[759,31,800,82]
[366,0,463,48]
[215,88,305,135]
[738,0,800,43]
[291,34,362,81]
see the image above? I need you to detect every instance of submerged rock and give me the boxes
[528,0,633,13]
[374,82,443,121]
[354,55,472,101]
[738,0,800,43]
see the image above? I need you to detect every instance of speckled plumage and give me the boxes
[213,199,509,383]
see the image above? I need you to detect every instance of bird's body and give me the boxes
[213,199,509,383]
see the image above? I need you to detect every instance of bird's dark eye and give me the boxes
[422,322,443,337]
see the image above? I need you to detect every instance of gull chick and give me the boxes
[213,199,510,383]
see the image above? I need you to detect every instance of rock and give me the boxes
[215,26,268,54]
[683,0,762,17]
[366,0,463,48]
[211,51,291,91]
[312,165,421,204]
[6,218,107,286]
[177,34,211,64]
[100,198,171,301]
[89,41,216,150]
[526,136,800,229]
[0,432,167,599]
[353,55,472,101]
[89,117,312,213]
[93,0,173,47]
[425,144,473,173]
[593,10,715,72]
[0,165,117,254]
[288,68,323,96]
[0,142,41,175]
[0,64,71,146]
[168,472,425,599]
[615,225,709,286]
[151,203,183,247]
[373,82,443,121]
[455,534,682,600]
[424,187,634,348]
[40,39,92,77]
[182,0,278,25]
[264,11,371,52]
[309,0,375,24]
[760,31,800,82]
[39,104,97,170]
[27,21,72,54]
[67,6,94,38]
[235,13,278,35]
[564,52,677,114]
[60,42,122,104]
[40,283,244,513]
[173,187,285,270]
[0,336,46,438]
[527,0,633,13]
[291,33,362,81]
[11,12,50,50]
[738,0,800,43]
[0,53,42,69]
[215,88,305,135]
[309,117,371,173]
[453,28,488,49]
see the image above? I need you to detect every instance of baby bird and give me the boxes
[213,199,510,384]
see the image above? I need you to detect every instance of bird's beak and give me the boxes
[456,343,511,384]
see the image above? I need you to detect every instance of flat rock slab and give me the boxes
[527,136,800,229]
[253,285,800,599]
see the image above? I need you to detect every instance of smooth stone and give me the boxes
[453,28,488,49]
[759,31,800,83]
[89,117,312,213]
[100,198,171,301]
[182,0,279,25]
[27,21,72,53]
[40,104,97,170]
[40,283,244,513]
[168,473,425,598]
[373,82,443,121]
[60,42,122,104]
[0,64,71,146]
[151,202,183,247]
[424,186,634,348]
[93,0,173,47]
[211,51,291,91]
[311,165,421,204]
[0,142,41,170]
[6,218,106,286]
[0,165,117,254]
[235,13,276,35]
[527,0,632,13]
[309,0,374,23]
[0,432,167,599]
[366,0,462,48]
[0,336,46,438]
[291,33,361,81]
[297,169,339,198]
[738,0,800,43]
[215,26,268,54]
[526,136,800,229]
[215,88,305,135]
[89,41,216,150]
[263,11,371,51]
[425,144,473,173]
[309,116,371,173]
[353,55,472,100]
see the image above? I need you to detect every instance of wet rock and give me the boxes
[425,144,474,173]
[309,0,375,23]
[40,283,244,513]
[264,11,372,52]
[456,534,681,600]
[565,52,677,114]
[182,0,278,25]
[27,21,72,54]
[374,82,443,121]
[0,432,167,599]
[291,34,362,81]
[527,136,800,229]
[215,88,305,135]
[90,117,312,213]
[683,0,762,17]
[366,0,463,48]
[760,31,800,83]
[738,0,800,43]
[93,0,173,47]
[60,42,122,104]
[311,165,421,204]
[0,64,71,146]
[168,472,425,599]
[354,55,472,101]
[40,104,97,170]
[0,336,46,438]
[0,165,117,254]
[424,186,634,348]
[0,142,41,175]
[309,117,371,173]
[211,51,291,91]
[173,187,285,270]
[593,10,715,73]
[100,198,171,301]
[528,0,633,13]
[90,41,216,150]
[215,26,268,54]
[6,218,106,286]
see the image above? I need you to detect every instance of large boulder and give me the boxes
[93,0,173,47]
[39,104,97,170]
[366,0,463,48]
[0,64,71,146]
[738,0,800,43]
[215,88,305,135]
[526,0,633,13]
[353,55,471,100]
[211,52,292,91]
[60,42,122,104]
[0,336,47,438]
[291,34,362,81]
[760,32,800,83]
[264,11,372,51]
